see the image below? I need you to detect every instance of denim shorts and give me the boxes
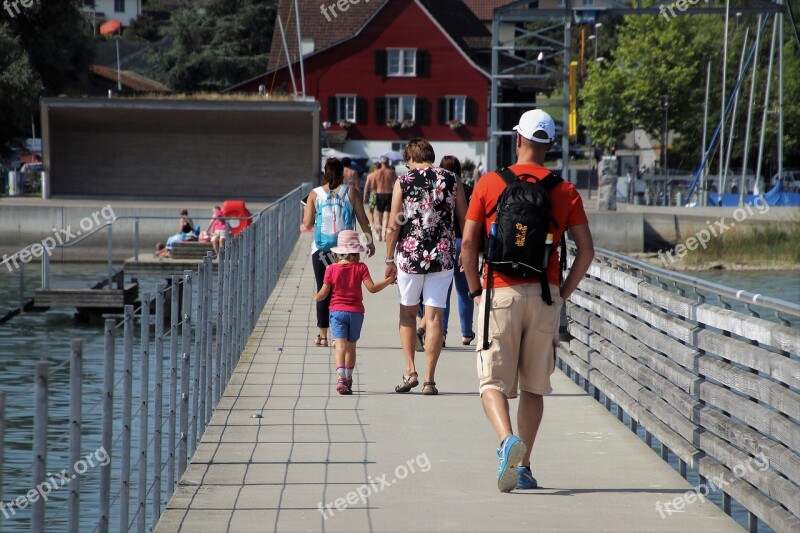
[329,311,365,342]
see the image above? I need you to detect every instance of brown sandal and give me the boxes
[314,334,328,347]
[394,371,419,393]
[421,381,438,395]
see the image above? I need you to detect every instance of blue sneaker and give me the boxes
[497,435,526,492]
[516,466,538,489]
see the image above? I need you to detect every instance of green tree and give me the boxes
[7,0,94,96]
[581,8,800,172]
[0,24,43,147]
[151,0,277,92]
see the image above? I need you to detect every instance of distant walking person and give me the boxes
[313,230,395,395]
[363,161,381,230]
[384,138,467,395]
[302,158,375,347]
[462,109,595,492]
[342,157,361,195]
[372,157,397,241]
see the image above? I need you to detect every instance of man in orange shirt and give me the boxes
[461,109,595,492]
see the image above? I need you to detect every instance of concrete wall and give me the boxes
[0,202,273,263]
[41,99,320,199]
[586,212,644,254]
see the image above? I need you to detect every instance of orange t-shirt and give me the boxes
[466,163,589,288]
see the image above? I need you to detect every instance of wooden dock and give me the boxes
[33,270,138,313]
[123,255,218,276]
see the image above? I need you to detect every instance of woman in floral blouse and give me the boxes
[384,138,468,395]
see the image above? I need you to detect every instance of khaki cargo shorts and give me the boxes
[476,283,563,398]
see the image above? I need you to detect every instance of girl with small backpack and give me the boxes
[302,158,375,347]
[313,230,395,394]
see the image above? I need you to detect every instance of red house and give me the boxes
[230,0,520,167]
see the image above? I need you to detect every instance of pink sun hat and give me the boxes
[331,230,366,254]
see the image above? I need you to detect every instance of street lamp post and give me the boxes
[661,94,670,205]
[594,23,602,61]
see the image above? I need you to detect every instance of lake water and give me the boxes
[0,264,796,531]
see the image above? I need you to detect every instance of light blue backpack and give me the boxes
[314,185,353,252]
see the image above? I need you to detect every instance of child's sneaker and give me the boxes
[496,435,526,492]
[516,466,538,489]
[345,377,353,391]
[336,377,352,395]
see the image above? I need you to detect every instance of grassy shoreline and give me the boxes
[634,221,800,271]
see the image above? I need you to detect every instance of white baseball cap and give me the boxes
[513,109,556,144]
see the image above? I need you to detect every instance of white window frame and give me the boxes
[445,96,466,123]
[386,48,417,77]
[114,0,125,12]
[336,95,357,123]
[386,95,416,121]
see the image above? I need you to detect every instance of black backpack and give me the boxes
[482,167,566,348]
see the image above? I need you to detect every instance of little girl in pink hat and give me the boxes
[313,230,395,394]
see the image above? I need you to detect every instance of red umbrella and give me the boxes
[99,20,122,35]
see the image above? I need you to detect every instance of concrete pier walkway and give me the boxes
[155,233,741,532]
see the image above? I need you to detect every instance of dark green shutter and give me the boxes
[356,97,367,124]
[415,98,429,124]
[328,96,338,122]
[465,98,477,125]
[437,98,446,124]
[375,50,387,76]
[375,97,386,123]
[416,50,430,77]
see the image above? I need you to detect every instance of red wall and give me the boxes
[239,0,488,142]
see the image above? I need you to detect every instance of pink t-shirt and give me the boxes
[323,262,370,313]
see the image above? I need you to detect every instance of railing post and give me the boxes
[179,271,193,477]
[41,250,49,290]
[168,275,180,496]
[222,241,232,386]
[19,259,24,312]
[137,293,151,533]
[0,392,4,509]
[68,340,83,533]
[107,224,114,289]
[192,267,203,455]
[204,254,213,427]
[32,360,48,532]
[98,319,115,533]
[120,304,134,532]
[134,218,140,261]
[215,246,225,403]
[153,284,165,527]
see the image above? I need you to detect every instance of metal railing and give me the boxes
[0,183,310,532]
[2,194,298,311]
[559,243,800,533]
[569,243,800,324]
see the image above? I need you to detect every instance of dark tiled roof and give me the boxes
[89,65,171,92]
[267,0,388,71]
[461,0,520,21]
[417,0,492,73]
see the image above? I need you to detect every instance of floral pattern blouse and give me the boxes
[396,166,458,274]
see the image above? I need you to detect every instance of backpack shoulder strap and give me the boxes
[538,171,563,191]
[497,167,518,186]
[487,167,518,218]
